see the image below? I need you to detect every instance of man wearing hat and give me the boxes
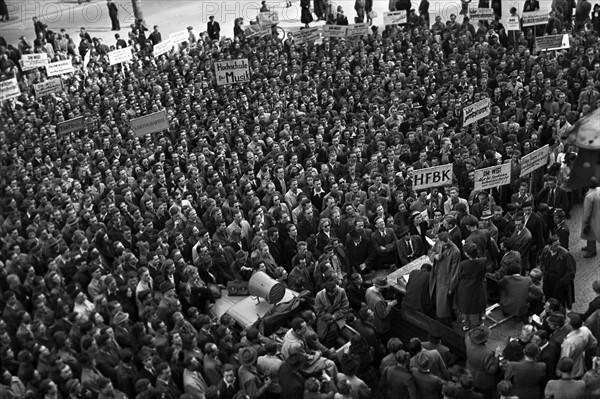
[397,225,425,266]
[465,326,500,398]
[412,352,445,399]
[365,276,397,343]
[238,347,272,399]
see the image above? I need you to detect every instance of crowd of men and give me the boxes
[1,0,600,398]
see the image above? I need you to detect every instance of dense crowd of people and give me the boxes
[1,0,600,398]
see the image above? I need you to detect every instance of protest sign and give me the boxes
[383,10,407,26]
[520,145,550,177]
[34,78,63,98]
[0,78,20,101]
[169,30,189,43]
[258,11,279,26]
[153,39,174,57]
[345,23,371,38]
[506,15,520,30]
[412,164,454,190]
[469,8,495,22]
[214,59,250,86]
[244,24,271,38]
[57,116,86,135]
[293,27,320,44]
[46,60,74,77]
[463,98,491,126]
[20,53,49,71]
[474,163,512,191]
[522,10,550,26]
[536,34,569,51]
[321,25,347,38]
[130,110,170,137]
[108,47,133,65]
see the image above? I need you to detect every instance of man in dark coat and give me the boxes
[107,0,119,30]
[465,327,500,398]
[345,228,374,274]
[371,217,398,269]
[402,263,434,317]
[539,235,576,309]
[379,350,417,399]
[207,16,220,40]
[278,352,306,399]
[397,226,425,266]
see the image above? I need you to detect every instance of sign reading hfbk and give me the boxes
[321,25,347,38]
[520,145,550,177]
[46,60,74,77]
[0,78,20,101]
[214,58,250,86]
[522,10,550,26]
[463,98,491,126]
[293,27,320,44]
[56,116,86,135]
[108,47,133,65]
[153,39,175,57]
[536,34,570,51]
[345,23,371,38]
[506,15,520,30]
[474,163,512,191]
[383,10,407,26]
[34,78,63,98]
[130,110,170,137]
[412,164,454,190]
[20,53,49,71]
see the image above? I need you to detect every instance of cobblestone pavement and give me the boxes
[566,203,599,313]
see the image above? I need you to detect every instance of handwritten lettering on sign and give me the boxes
[214,59,250,86]
[474,163,512,191]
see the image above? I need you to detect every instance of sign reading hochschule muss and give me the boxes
[214,59,250,86]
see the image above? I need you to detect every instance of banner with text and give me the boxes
[169,30,189,43]
[346,23,371,38]
[463,98,491,126]
[21,53,49,71]
[131,110,170,137]
[244,24,271,38]
[0,78,20,101]
[412,164,454,190]
[536,34,569,51]
[153,39,174,57]
[57,116,86,135]
[522,10,550,26]
[520,144,550,177]
[34,78,63,98]
[321,25,347,38]
[214,59,250,86]
[293,27,320,44]
[108,47,133,65]
[474,163,512,191]
[258,11,279,26]
[383,10,407,26]
[46,60,74,77]
[469,8,495,22]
